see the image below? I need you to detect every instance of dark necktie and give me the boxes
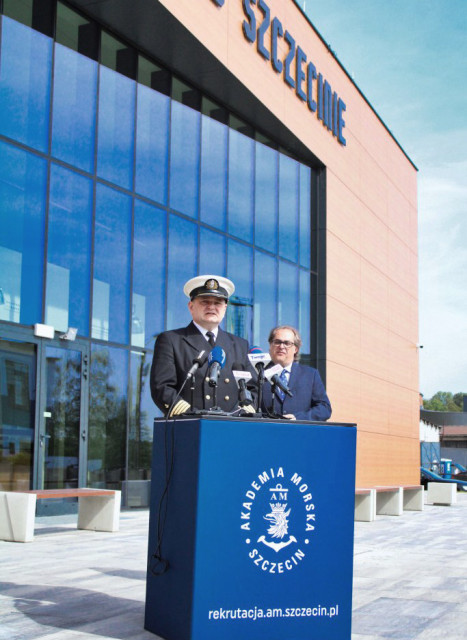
[206,331,215,347]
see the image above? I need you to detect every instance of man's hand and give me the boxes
[169,399,190,417]
[241,404,256,414]
[283,413,296,420]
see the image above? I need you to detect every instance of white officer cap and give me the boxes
[183,275,235,300]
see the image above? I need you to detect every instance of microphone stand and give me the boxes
[256,365,265,414]
[190,375,196,410]
[266,383,285,419]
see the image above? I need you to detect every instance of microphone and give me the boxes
[207,346,226,387]
[264,364,293,397]
[247,346,271,372]
[185,350,207,380]
[232,362,253,407]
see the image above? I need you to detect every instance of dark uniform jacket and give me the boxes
[150,322,254,414]
[261,361,332,422]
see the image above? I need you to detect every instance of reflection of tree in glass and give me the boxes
[88,348,127,489]
[129,352,153,478]
[46,351,81,487]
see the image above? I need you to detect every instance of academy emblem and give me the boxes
[240,467,317,573]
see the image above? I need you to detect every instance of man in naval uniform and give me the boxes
[150,275,256,417]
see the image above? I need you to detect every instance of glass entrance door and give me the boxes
[40,345,88,489]
[0,338,36,491]
[0,328,89,491]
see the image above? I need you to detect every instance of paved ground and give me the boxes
[1,492,466,639]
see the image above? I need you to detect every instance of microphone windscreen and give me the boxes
[248,345,262,354]
[208,346,226,368]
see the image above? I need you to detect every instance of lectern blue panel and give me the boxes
[145,418,356,640]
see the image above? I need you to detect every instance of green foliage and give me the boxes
[423,391,466,412]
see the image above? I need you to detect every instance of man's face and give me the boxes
[188,295,227,330]
[269,328,298,367]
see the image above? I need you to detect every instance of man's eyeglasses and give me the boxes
[270,339,295,349]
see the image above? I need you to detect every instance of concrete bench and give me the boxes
[374,486,404,516]
[426,482,457,506]
[354,488,376,522]
[0,488,121,543]
[402,485,424,511]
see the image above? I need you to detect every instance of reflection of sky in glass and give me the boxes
[52,43,97,173]
[0,14,315,353]
[135,84,170,205]
[167,215,197,329]
[279,155,299,262]
[132,200,166,348]
[97,66,135,190]
[254,251,277,349]
[169,101,200,218]
[299,269,311,354]
[227,240,253,301]
[199,228,226,277]
[46,164,93,335]
[92,184,131,344]
[299,164,312,268]
[0,141,46,325]
[228,129,254,242]
[278,260,299,328]
[255,142,278,253]
[200,115,227,230]
[0,18,52,152]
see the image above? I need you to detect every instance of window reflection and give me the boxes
[299,269,311,355]
[0,339,36,491]
[253,252,277,348]
[51,43,97,172]
[166,215,197,329]
[88,345,128,489]
[228,129,254,242]
[278,260,299,327]
[0,17,52,152]
[0,142,46,326]
[279,154,300,262]
[46,164,92,336]
[97,65,136,190]
[92,185,131,344]
[169,100,200,218]
[255,142,278,253]
[129,351,160,481]
[132,201,166,349]
[200,114,228,230]
[135,82,170,205]
[300,164,312,268]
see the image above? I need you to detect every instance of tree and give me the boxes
[423,391,466,412]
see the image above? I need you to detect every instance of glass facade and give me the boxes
[0,2,319,500]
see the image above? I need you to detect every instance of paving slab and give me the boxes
[0,493,466,639]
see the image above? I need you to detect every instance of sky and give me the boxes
[297,0,467,399]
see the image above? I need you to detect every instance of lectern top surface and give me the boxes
[154,415,356,427]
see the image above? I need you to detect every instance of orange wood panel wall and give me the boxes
[161,0,420,487]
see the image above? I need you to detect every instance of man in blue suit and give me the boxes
[261,325,332,421]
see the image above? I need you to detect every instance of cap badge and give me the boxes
[205,279,219,290]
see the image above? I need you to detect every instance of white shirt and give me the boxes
[193,322,219,342]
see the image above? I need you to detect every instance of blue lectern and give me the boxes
[145,417,356,640]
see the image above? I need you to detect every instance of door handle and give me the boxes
[39,434,51,447]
